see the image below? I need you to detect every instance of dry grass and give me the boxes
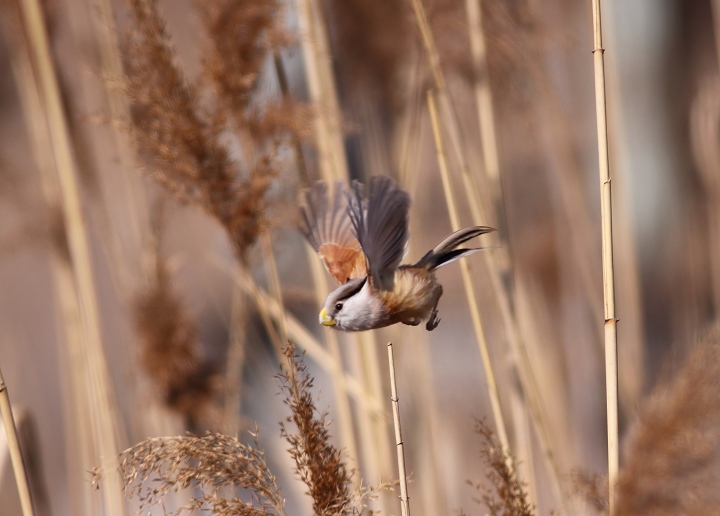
[4,0,720,515]
[278,342,354,515]
[113,342,388,515]
[614,326,720,515]
[463,419,534,516]
[120,0,308,262]
[118,431,286,515]
[133,211,220,427]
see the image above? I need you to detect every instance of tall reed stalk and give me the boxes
[412,1,571,509]
[590,0,619,511]
[0,368,35,516]
[16,0,126,513]
[386,343,409,516]
[427,90,511,459]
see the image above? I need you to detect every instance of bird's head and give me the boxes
[319,277,381,331]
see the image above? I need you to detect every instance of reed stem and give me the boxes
[387,343,409,516]
[0,368,35,516]
[590,0,619,511]
[16,0,125,512]
[427,90,511,459]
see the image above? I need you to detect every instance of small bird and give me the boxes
[300,176,495,332]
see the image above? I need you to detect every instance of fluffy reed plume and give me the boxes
[465,419,534,516]
[133,232,219,426]
[197,0,303,138]
[120,0,307,261]
[278,342,354,515]
[112,343,387,514]
[614,326,720,515]
[571,470,608,513]
[117,431,286,515]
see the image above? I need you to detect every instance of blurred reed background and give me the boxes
[0,0,719,514]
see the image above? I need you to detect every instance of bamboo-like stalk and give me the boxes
[590,1,619,512]
[0,368,35,516]
[16,0,125,514]
[427,90,511,456]
[464,0,542,501]
[386,343,409,516]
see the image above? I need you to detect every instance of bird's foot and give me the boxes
[426,310,441,331]
[403,318,421,327]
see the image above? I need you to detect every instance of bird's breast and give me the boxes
[380,268,439,319]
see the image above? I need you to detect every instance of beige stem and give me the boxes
[17,0,125,513]
[427,90,511,460]
[387,343,410,516]
[590,1,619,512]
[0,369,35,516]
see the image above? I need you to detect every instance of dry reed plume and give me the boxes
[4,0,717,513]
[121,0,308,261]
[115,342,386,514]
[278,342,354,515]
[463,419,534,516]
[133,214,220,426]
[614,326,720,515]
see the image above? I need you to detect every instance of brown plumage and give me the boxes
[300,176,495,332]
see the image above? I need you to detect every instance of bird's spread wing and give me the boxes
[300,180,366,284]
[348,176,411,291]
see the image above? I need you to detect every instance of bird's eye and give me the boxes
[335,302,343,311]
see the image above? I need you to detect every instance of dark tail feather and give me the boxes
[415,226,496,270]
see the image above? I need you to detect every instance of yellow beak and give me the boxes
[319,307,336,326]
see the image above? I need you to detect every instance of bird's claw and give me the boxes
[426,310,441,331]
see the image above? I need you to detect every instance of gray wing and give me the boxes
[348,176,411,290]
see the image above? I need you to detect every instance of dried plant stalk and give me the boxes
[16,0,126,513]
[426,90,511,459]
[387,343,410,516]
[1,11,97,509]
[0,368,35,516]
[413,2,567,508]
[296,0,348,182]
[590,0,619,511]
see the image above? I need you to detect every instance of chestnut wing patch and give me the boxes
[318,243,367,284]
[300,180,367,285]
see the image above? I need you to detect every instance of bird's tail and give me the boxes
[414,226,496,271]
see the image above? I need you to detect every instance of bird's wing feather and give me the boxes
[348,176,411,291]
[300,180,366,284]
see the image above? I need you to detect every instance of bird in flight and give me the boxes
[300,176,495,332]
